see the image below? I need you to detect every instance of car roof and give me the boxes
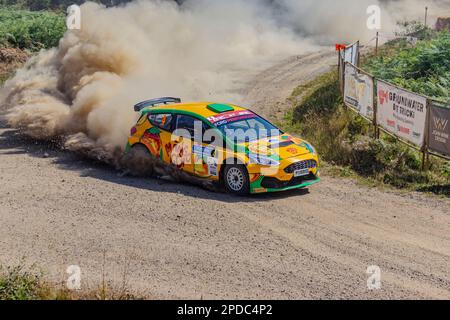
[143,102,248,120]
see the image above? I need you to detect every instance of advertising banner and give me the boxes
[344,41,359,66]
[428,101,450,157]
[376,80,427,147]
[344,63,374,119]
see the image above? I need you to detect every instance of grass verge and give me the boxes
[0,265,140,300]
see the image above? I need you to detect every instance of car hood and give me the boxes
[238,134,312,160]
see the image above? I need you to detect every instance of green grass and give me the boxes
[0,265,140,300]
[0,1,129,12]
[0,6,66,50]
[0,265,56,300]
[364,31,450,103]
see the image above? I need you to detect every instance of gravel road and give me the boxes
[0,49,449,299]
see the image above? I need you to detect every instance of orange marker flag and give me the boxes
[335,44,346,51]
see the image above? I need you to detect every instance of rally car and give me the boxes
[124,97,320,194]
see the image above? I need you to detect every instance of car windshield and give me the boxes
[216,114,280,143]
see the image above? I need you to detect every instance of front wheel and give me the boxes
[223,164,249,195]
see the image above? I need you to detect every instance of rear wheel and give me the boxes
[122,144,154,177]
[223,164,249,195]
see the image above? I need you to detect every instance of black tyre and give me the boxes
[223,164,250,195]
[122,144,154,177]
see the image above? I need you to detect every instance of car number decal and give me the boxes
[206,157,218,176]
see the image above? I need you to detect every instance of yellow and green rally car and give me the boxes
[125,97,320,194]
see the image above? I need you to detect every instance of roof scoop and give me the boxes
[207,103,234,113]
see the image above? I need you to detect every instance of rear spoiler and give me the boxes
[134,97,181,112]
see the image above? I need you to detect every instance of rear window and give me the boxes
[148,113,173,131]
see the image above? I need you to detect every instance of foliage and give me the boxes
[395,20,436,40]
[365,32,450,103]
[0,264,140,300]
[0,6,66,50]
[0,0,134,11]
[0,265,47,300]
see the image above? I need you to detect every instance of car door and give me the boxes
[170,114,198,174]
[192,121,221,179]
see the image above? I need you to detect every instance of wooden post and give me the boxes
[337,49,341,77]
[337,50,341,93]
[375,32,379,56]
[341,56,345,94]
[424,7,428,28]
[422,99,431,171]
[372,75,378,139]
[421,150,427,171]
[356,41,360,67]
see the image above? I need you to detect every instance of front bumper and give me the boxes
[250,173,320,194]
[247,154,320,193]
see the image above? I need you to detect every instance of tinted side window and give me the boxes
[148,113,173,131]
[202,122,210,136]
[175,115,197,137]
[174,115,218,143]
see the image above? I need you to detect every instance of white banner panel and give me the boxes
[376,81,427,147]
[344,42,359,65]
[344,63,374,119]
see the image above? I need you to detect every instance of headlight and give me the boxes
[302,142,316,156]
[248,153,280,166]
[308,143,317,156]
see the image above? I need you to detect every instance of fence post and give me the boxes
[421,151,426,171]
[341,56,345,94]
[375,32,379,56]
[337,49,342,94]
[356,41,361,67]
[372,76,379,139]
[422,99,431,171]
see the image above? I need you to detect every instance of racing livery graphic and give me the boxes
[125,98,320,194]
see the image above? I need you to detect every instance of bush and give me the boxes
[0,264,141,300]
[0,7,66,50]
[365,31,450,103]
[0,265,46,300]
[0,0,135,11]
